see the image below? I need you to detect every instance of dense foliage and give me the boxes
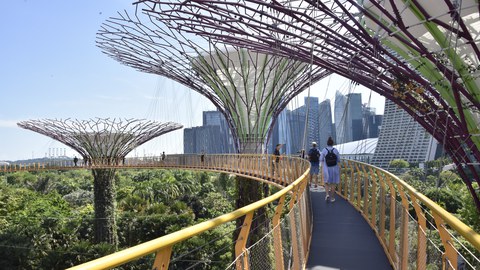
[392,159,480,267]
[0,169,236,269]
[395,160,479,231]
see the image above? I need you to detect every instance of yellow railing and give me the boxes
[3,156,480,269]
[55,154,312,270]
[0,154,305,189]
[339,160,480,269]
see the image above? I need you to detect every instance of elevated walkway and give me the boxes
[2,155,479,269]
[307,187,391,269]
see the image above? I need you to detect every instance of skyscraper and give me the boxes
[287,108,306,155]
[319,99,334,147]
[304,96,320,147]
[269,109,291,154]
[372,100,437,169]
[334,91,348,144]
[363,105,382,138]
[346,93,363,142]
[203,110,234,152]
[184,110,235,154]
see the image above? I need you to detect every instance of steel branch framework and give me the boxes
[17,118,183,165]
[96,6,332,153]
[137,0,480,210]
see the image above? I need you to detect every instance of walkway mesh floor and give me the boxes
[306,187,392,270]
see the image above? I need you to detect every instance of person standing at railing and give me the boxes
[320,137,340,202]
[73,156,78,167]
[271,144,282,175]
[308,142,321,189]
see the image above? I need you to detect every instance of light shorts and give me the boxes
[310,161,320,175]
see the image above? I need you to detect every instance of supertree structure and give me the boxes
[96,7,333,258]
[96,7,332,153]
[18,118,183,245]
[137,0,480,211]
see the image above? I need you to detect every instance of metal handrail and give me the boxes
[62,154,312,270]
[340,159,480,269]
[3,156,479,269]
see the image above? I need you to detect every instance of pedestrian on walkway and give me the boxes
[320,137,340,202]
[271,143,282,176]
[308,142,321,188]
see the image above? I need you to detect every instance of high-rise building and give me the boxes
[304,97,320,146]
[184,128,196,154]
[334,91,348,144]
[346,93,363,142]
[372,100,437,169]
[184,110,235,154]
[319,99,334,147]
[203,110,235,153]
[269,109,291,154]
[368,115,383,138]
[287,108,306,155]
[363,105,382,138]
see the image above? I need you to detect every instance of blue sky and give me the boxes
[0,1,384,161]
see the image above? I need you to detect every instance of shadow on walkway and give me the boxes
[306,187,393,270]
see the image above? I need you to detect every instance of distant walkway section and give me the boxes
[306,187,392,270]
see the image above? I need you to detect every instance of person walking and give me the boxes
[320,137,341,202]
[308,142,321,189]
[272,144,282,176]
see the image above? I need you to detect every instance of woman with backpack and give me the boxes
[320,137,341,202]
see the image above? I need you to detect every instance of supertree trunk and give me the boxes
[92,168,118,246]
[233,141,271,268]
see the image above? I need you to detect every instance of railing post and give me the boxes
[397,185,410,270]
[341,160,348,198]
[272,195,286,270]
[152,245,173,270]
[349,161,355,202]
[361,164,369,217]
[288,184,301,270]
[354,163,362,208]
[432,212,458,268]
[378,172,387,242]
[386,176,398,267]
[368,167,377,228]
[297,180,309,259]
[410,192,427,270]
[235,212,254,270]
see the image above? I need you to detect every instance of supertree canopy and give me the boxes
[137,0,480,210]
[18,118,182,245]
[96,6,332,153]
[17,118,183,164]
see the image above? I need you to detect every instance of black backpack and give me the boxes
[325,148,337,167]
[309,148,320,162]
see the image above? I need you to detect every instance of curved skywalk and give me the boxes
[3,155,479,269]
[308,187,392,269]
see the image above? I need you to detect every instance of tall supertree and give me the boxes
[142,0,480,211]
[18,118,183,245]
[96,7,332,153]
[96,6,330,258]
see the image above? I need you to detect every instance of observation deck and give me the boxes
[2,154,479,269]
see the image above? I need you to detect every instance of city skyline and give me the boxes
[185,93,384,156]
